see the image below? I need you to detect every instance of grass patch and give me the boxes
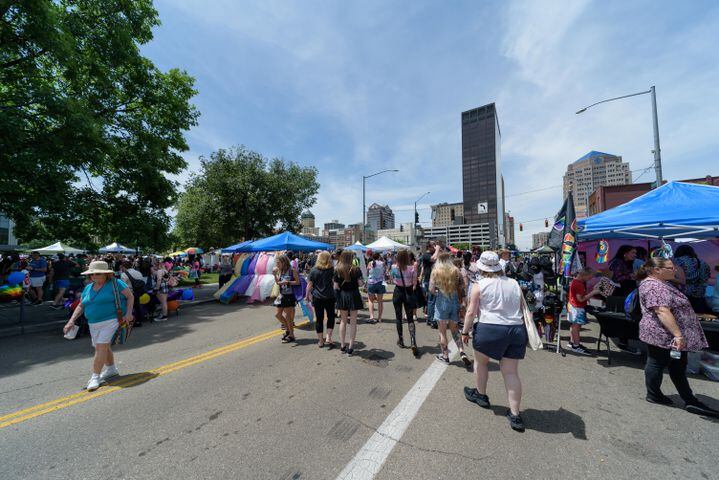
[178,272,219,286]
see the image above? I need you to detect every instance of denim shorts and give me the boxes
[472,322,527,360]
[55,279,70,289]
[434,292,459,322]
[367,282,386,295]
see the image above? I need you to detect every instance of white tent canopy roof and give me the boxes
[35,241,85,255]
[99,242,135,253]
[366,236,407,251]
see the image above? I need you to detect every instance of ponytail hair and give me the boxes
[635,257,672,281]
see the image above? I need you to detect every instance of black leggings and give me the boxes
[313,298,336,334]
[645,344,697,404]
[392,287,415,339]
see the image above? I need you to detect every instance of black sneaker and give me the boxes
[436,354,450,364]
[430,322,438,329]
[340,345,347,353]
[460,352,472,367]
[347,348,354,356]
[326,342,335,350]
[646,394,674,406]
[397,339,405,348]
[506,410,525,432]
[686,401,719,418]
[569,343,594,356]
[463,387,490,409]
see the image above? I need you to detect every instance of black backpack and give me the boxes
[128,274,146,294]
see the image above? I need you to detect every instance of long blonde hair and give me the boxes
[431,253,459,295]
[315,251,332,270]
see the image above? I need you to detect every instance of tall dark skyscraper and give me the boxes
[461,103,505,247]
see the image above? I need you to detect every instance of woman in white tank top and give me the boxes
[461,251,527,432]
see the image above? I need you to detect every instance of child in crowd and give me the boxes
[567,267,602,355]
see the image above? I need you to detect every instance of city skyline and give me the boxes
[142,0,719,249]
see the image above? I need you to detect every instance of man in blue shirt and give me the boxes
[27,251,48,305]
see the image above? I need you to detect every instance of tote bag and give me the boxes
[520,293,543,351]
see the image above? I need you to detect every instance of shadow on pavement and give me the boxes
[0,301,259,379]
[107,371,160,389]
[491,406,588,439]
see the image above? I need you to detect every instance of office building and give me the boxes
[0,212,17,250]
[377,223,415,246]
[323,220,345,234]
[532,232,550,249]
[461,103,505,247]
[366,203,395,231]
[423,223,491,248]
[431,202,464,227]
[505,214,515,247]
[563,151,631,218]
[300,211,320,236]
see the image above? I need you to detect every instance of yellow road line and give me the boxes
[0,321,309,430]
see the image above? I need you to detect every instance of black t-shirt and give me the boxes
[308,267,335,300]
[53,259,74,280]
[420,253,434,282]
[333,268,362,291]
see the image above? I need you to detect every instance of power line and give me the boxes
[505,185,563,198]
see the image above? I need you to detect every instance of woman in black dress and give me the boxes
[333,250,364,356]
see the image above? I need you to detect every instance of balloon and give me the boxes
[6,271,25,285]
[181,289,194,301]
[139,293,150,305]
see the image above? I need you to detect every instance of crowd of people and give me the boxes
[7,238,715,429]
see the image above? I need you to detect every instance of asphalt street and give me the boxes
[1,300,718,480]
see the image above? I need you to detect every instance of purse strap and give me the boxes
[111,278,124,324]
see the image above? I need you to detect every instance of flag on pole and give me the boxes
[547,191,577,278]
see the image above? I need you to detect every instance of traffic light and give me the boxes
[544,218,549,228]
[415,211,419,223]
[519,223,523,232]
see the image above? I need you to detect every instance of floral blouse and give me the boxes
[673,256,710,298]
[638,277,708,351]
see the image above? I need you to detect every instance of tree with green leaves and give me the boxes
[0,0,198,250]
[174,146,320,249]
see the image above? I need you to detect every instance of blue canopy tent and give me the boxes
[578,182,719,240]
[249,232,333,252]
[221,240,254,253]
[344,241,367,252]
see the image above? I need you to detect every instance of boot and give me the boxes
[408,323,418,356]
[397,336,405,348]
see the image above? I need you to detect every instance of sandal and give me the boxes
[282,335,295,343]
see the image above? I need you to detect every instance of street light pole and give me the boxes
[413,191,430,248]
[576,85,662,187]
[362,169,399,244]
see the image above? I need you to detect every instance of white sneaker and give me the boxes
[100,365,119,382]
[155,315,168,322]
[87,375,101,392]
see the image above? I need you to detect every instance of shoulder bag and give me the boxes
[520,289,543,351]
[111,278,131,345]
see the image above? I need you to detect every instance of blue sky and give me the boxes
[143,0,719,249]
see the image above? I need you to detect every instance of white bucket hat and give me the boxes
[478,251,503,273]
[81,260,114,275]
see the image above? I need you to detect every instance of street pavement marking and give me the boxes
[336,339,460,479]
[0,321,308,430]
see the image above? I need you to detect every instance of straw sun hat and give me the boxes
[81,261,115,275]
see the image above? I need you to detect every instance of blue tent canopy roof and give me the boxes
[248,232,333,252]
[577,181,719,240]
[221,240,254,253]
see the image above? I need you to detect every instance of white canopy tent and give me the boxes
[99,242,135,254]
[366,236,407,252]
[35,241,85,255]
